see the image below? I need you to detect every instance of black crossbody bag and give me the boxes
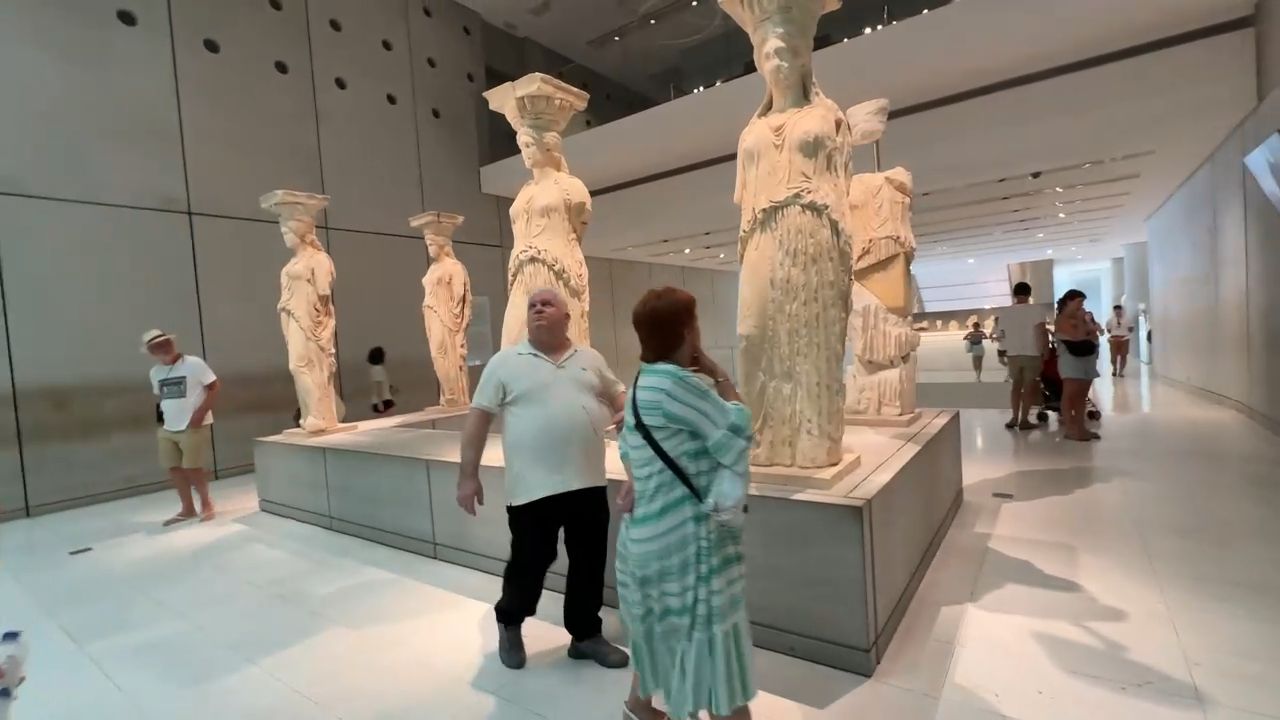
[630,373,703,504]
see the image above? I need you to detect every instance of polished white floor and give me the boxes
[3,364,1279,720]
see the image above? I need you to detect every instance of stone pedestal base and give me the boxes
[749,453,862,490]
[844,410,921,428]
[283,423,359,438]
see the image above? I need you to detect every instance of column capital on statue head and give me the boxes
[409,210,465,240]
[718,0,840,36]
[260,190,330,224]
[483,72,589,134]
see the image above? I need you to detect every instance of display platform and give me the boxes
[254,407,963,676]
[845,410,921,428]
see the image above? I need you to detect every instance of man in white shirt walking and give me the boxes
[143,329,220,526]
[1105,305,1135,377]
[456,289,630,672]
[994,282,1050,430]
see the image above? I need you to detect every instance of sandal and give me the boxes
[162,512,197,527]
[623,704,670,720]
[1004,419,1018,429]
[199,508,218,522]
[1018,420,1039,431]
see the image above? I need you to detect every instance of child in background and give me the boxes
[368,346,396,414]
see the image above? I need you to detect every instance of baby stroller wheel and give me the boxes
[1087,409,1101,421]
[1036,410,1049,423]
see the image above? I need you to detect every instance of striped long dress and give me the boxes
[616,362,755,718]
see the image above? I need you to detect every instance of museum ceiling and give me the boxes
[477,0,1258,272]
[457,0,944,100]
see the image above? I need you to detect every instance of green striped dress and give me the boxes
[616,362,755,718]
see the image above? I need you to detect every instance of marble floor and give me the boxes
[2,364,1279,719]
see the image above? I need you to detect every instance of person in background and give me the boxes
[617,287,755,720]
[993,316,1010,381]
[1105,304,1134,378]
[456,288,630,672]
[1054,290,1101,442]
[367,346,396,414]
[994,282,1050,430]
[963,322,989,382]
[143,329,220,526]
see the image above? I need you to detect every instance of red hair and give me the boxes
[632,286,697,363]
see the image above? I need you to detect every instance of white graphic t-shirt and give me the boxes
[150,355,217,432]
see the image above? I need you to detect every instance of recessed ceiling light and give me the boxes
[876,23,883,29]
[1058,212,1067,218]
[1037,233,1045,237]
[715,80,722,86]
[863,26,873,34]
[1055,186,1064,192]
[649,18,656,24]
[1070,247,1077,251]
[1082,162,1094,169]
[967,258,975,263]
[691,0,698,5]
[1076,255,1083,259]
[719,253,725,258]
[683,248,691,254]
[843,37,849,42]
[922,7,929,12]
[1046,249,1053,255]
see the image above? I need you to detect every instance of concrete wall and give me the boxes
[1259,0,1280,98]
[1147,87,1280,429]
[1007,259,1057,304]
[0,0,681,516]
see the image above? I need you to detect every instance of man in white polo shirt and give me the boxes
[1105,304,1135,378]
[457,288,629,671]
[142,329,220,526]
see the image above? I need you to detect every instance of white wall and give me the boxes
[1147,88,1280,428]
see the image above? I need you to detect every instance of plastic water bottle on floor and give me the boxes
[0,631,28,720]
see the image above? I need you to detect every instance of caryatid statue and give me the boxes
[721,0,853,468]
[483,73,592,349]
[843,99,921,418]
[409,211,473,408]
[261,190,341,433]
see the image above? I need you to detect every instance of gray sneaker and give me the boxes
[497,623,526,670]
[567,635,630,669]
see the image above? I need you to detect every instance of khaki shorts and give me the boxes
[1007,355,1042,385]
[157,425,212,470]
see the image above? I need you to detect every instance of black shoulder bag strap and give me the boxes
[630,371,703,504]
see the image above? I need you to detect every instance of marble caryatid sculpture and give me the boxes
[721,0,853,468]
[844,99,921,418]
[484,73,592,349]
[261,190,341,433]
[410,211,473,408]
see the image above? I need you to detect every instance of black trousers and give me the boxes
[495,485,610,641]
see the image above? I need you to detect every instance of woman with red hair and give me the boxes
[615,287,756,720]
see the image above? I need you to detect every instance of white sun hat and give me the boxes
[140,329,176,353]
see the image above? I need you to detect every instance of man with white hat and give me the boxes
[142,329,220,526]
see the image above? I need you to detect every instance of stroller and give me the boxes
[1035,344,1101,424]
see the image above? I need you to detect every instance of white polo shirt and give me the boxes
[1106,315,1133,338]
[471,341,625,506]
